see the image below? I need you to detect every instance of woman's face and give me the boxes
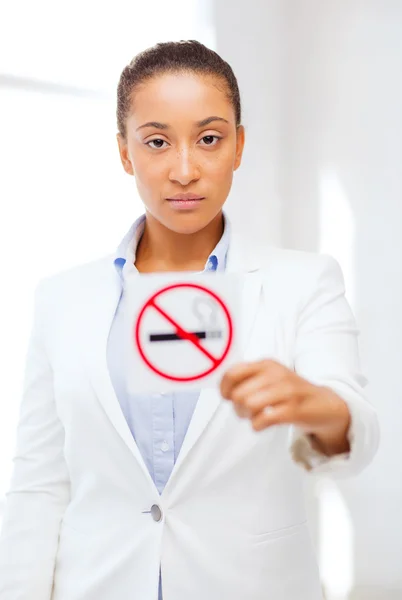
[117,71,245,234]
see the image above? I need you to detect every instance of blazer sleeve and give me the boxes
[0,279,70,599]
[288,254,380,477]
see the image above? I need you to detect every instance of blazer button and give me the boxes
[151,504,163,522]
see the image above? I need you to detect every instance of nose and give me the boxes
[168,148,200,186]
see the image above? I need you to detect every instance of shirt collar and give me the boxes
[113,212,230,279]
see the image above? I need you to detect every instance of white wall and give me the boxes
[216,1,402,599]
[214,0,284,247]
[282,4,402,599]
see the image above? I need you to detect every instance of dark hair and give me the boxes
[117,40,241,138]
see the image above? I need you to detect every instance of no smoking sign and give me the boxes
[125,273,240,393]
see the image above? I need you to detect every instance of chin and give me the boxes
[157,205,223,235]
[166,216,210,235]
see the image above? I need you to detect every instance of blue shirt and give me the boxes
[108,213,229,491]
[107,213,230,599]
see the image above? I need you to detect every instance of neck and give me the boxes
[135,211,224,273]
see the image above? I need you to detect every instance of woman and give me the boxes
[0,40,379,600]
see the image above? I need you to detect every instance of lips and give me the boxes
[166,193,205,201]
[166,194,205,210]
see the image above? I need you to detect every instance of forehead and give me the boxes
[129,72,234,125]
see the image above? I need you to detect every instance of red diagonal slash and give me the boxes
[149,299,220,367]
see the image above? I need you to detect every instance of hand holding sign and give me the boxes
[220,359,351,455]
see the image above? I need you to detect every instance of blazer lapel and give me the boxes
[162,233,263,493]
[226,231,263,358]
[161,386,222,498]
[84,258,158,490]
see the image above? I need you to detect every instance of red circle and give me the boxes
[134,282,233,382]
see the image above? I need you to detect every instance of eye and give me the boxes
[146,139,168,149]
[199,135,221,146]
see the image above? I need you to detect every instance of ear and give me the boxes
[116,133,134,176]
[234,125,245,171]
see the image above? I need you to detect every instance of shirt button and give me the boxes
[151,504,163,522]
[161,441,169,452]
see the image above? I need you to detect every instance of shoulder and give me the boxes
[260,244,342,280]
[248,242,349,323]
[34,254,115,305]
[232,232,342,279]
[231,233,345,300]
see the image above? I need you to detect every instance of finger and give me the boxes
[230,375,271,407]
[232,380,295,420]
[244,381,299,416]
[220,359,282,399]
[240,387,285,417]
[232,403,252,419]
[220,362,262,399]
[251,404,292,432]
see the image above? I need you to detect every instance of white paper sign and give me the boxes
[124,271,241,394]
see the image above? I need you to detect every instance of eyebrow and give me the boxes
[197,116,229,127]
[136,116,229,131]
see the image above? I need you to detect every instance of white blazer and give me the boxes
[0,232,379,600]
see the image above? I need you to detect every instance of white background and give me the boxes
[1,1,401,598]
